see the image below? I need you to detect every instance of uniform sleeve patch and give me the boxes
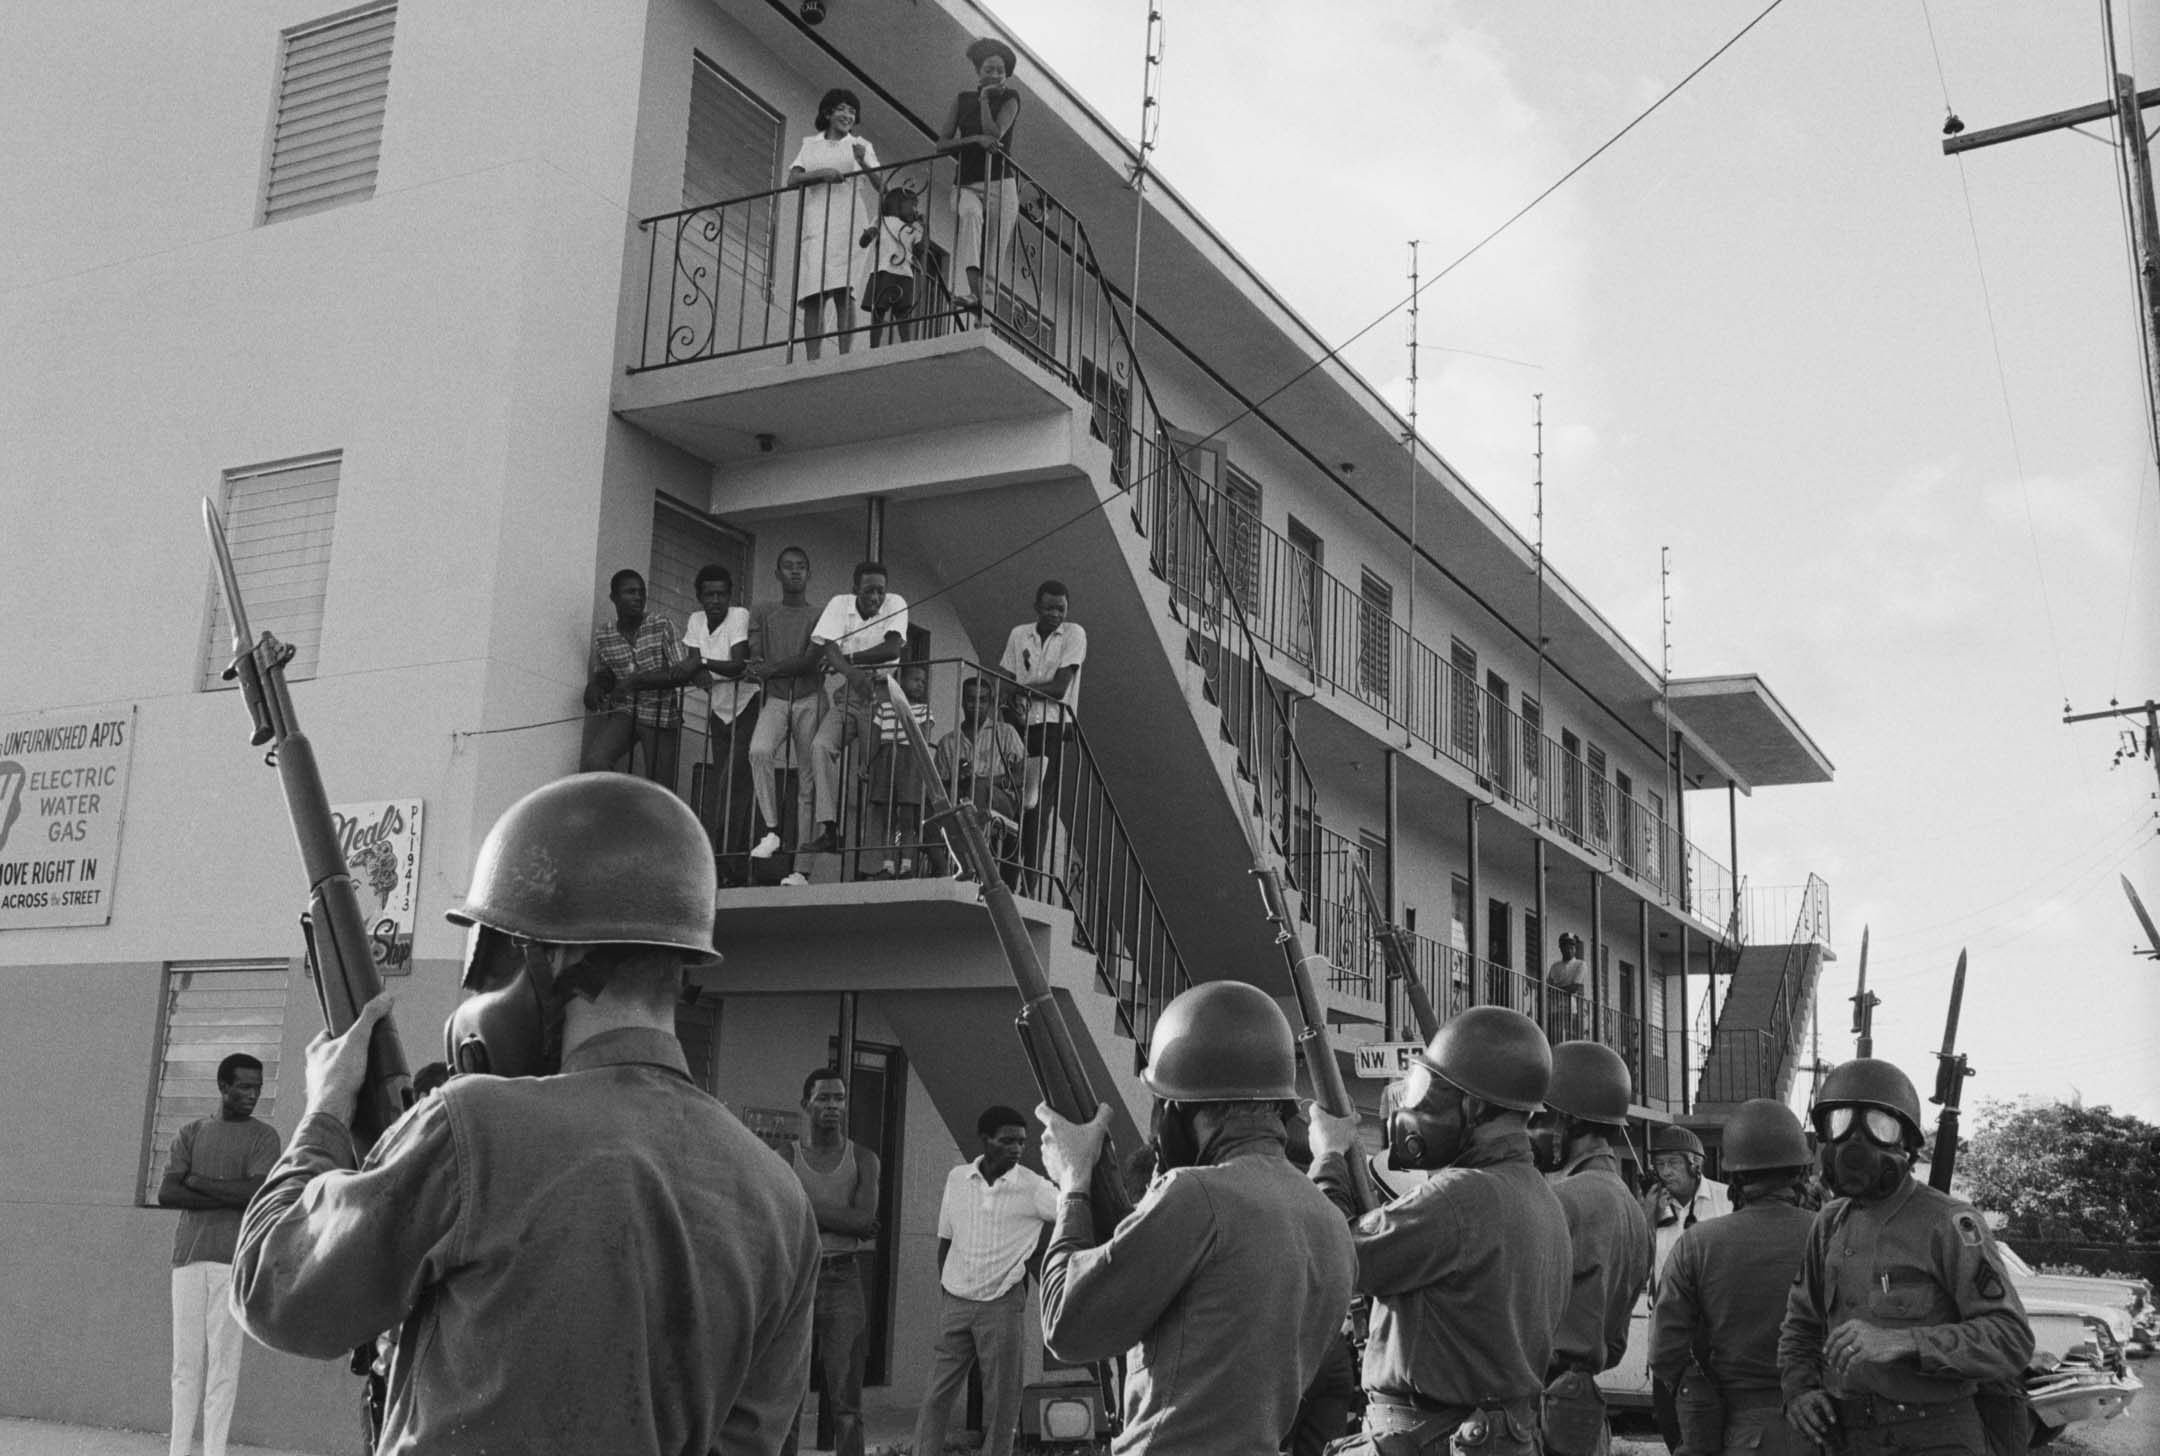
[1975,1260,2006,1301]
[1954,1212,1983,1247]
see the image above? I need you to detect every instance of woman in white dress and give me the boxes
[788,88,880,359]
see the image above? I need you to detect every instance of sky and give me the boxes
[980,0,2160,1120]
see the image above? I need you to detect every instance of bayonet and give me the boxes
[2123,876,2160,960]
[1927,948,1973,1193]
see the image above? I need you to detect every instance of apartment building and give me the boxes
[0,0,1832,1445]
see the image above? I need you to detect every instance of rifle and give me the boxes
[1927,948,1973,1193]
[880,675,1126,1430]
[1254,859,1379,1214]
[205,501,415,1449]
[1850,925,1876,1058]
[1351,858,1438,1041]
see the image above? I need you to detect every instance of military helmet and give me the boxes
[1544,1040,1633,1126]
[1652,1124,1706,1160]
[1412,1005,1551,1112]
[1811,1057,1925,1146]
[1142,981,1298,1101]
[1720,1098,1811,1173]
[446,773,720,964]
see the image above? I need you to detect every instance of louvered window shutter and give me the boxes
[263,4,396,224]
[684,56,784,296]
[140,964,289,1205]
[202,455,342,688]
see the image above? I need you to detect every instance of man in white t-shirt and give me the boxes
[912,1106,1057,1456]
[681,563,760,883]
[806,562,909,855]
[998,580,1086,889]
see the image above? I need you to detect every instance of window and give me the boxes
[141,963,290,1205]
[1587,742,1610,848]
[201,454,342,689]
[1357,571,1392,701]
[1484,669,1512,793]
[1448,640,1479,764]
[1080,355,1133,484]
[1615,769,1637,872]
[262,4,396,225]
[650,495,752,630]
[1219,467,1263,612]
[1285,517,1322,671]
[1561,729,1585,838]
[684,55,784,297]
[1521,695,1544,809]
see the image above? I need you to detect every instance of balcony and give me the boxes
[597,655,1191,1058]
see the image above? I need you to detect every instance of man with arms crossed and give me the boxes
[784,1068,881,1456]
[158,1051,282,1456]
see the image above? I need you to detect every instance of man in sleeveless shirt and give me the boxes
[784,1068,882,1456]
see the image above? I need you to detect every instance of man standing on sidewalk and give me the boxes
[912,1106,1058,1456]
[156,1051,282,1456]
[783,1068,882,1456]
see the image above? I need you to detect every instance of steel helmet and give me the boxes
[1412,1005,1551,1112]
[1721,1098,1811,1173]
[446,773,720,964]
[1652,1124,1706,1160]
[1545,1041,1633,1126]
[1142,981,1298,1101]
[1811,1058,1925,1147]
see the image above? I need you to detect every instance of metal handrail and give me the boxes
[607,656,1195,1052]
[1695,873,1829,1104]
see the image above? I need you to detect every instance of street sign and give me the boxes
[1353,1041,1424,1080]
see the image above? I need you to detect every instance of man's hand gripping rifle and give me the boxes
[201,500,413,1147]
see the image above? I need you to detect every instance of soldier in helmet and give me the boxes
[1307,1005,1572,1455]
[1034,981,1356,1452]
[1778,1059,2033,1455]
[232,773,821,1454]
[1530,1041,1651,1456]
[1649,1099,1816,1456]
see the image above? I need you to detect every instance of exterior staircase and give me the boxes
[1693,875,1830,1116]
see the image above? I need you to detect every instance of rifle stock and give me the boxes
[1352,859,1438,1041]
[1254,861,1379,1213]
[203,500,413,1154]
[879,678,1133,1229]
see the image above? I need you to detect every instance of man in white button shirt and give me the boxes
[911,1105,1058,1456]
[998,581,1085,889]
[807,562,909,855]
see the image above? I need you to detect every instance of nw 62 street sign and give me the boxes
[1352,1042,1424,1080]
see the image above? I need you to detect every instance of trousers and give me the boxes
[782,1256,868,1456]
[912,1282,1028,1456]
[171,1261,245,1456]
[748,689,823,841]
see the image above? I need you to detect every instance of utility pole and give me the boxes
[1404,241,1420,673]
[1945,54,2160,470]
[2061,698,2160,798]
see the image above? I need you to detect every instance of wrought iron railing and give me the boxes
[599,656,1193,1051]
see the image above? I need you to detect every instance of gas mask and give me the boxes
[1388,1061,1475,1171]
[444,926,569,1079]
[1527,1110,1569,1174]
[1817,1105,1911,1201]
[1152,1099,1200,1173]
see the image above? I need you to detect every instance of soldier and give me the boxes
[1649,1099,1817,1456]
[1778,1059,2034,1455]
[1530,1041,1652,1456]
[1308,1005,1572,1456]
[232,774,821,1454]
[1035,981,1357,1453]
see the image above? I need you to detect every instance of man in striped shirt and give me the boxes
[911,1106,1058,1456]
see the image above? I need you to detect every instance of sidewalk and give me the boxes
[0,1422,314,1456]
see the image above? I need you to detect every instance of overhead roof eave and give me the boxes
[1660,676,1835,791]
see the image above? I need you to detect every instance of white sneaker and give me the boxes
[749,832,782,859]
[780,872,809,886]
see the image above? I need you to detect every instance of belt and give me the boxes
[1834,1393,1973,1427]
[1723,1387,1783,1413]
[1369,1392,1534,1419]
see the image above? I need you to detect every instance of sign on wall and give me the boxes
[0,706,135,929]
[330,800,424,976]
[1352,1041,1426,1080]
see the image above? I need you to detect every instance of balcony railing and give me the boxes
[596,656,1193,1053]
[635,151,1319,892]
[1695,873,1830,1106]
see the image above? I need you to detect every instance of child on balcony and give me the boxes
[858,185,925,348]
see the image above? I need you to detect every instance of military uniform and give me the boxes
[1778,1178,2033,1455]
[1314,1122,1572,1455]
[1547,1148,1650,1455]
[1650,1188,1815,1455]
[1039,1111,1355,1454]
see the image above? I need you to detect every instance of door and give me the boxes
[1486,899,1513,1009]
[1285,517,1322,673]
[1485,670,1512,795]
[826,1036,908,1388]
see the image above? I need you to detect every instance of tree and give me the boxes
[1958,1098,2160,1243]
